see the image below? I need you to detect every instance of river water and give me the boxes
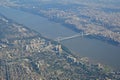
[0,7,120,70]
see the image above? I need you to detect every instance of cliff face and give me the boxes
[0,15,119,80]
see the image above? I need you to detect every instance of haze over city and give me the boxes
[0,0,120,80]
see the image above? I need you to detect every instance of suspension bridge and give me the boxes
[55,32,88,42]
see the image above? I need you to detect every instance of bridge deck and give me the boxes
[55,33,88,41]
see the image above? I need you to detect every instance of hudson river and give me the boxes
[0,7,120,70]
